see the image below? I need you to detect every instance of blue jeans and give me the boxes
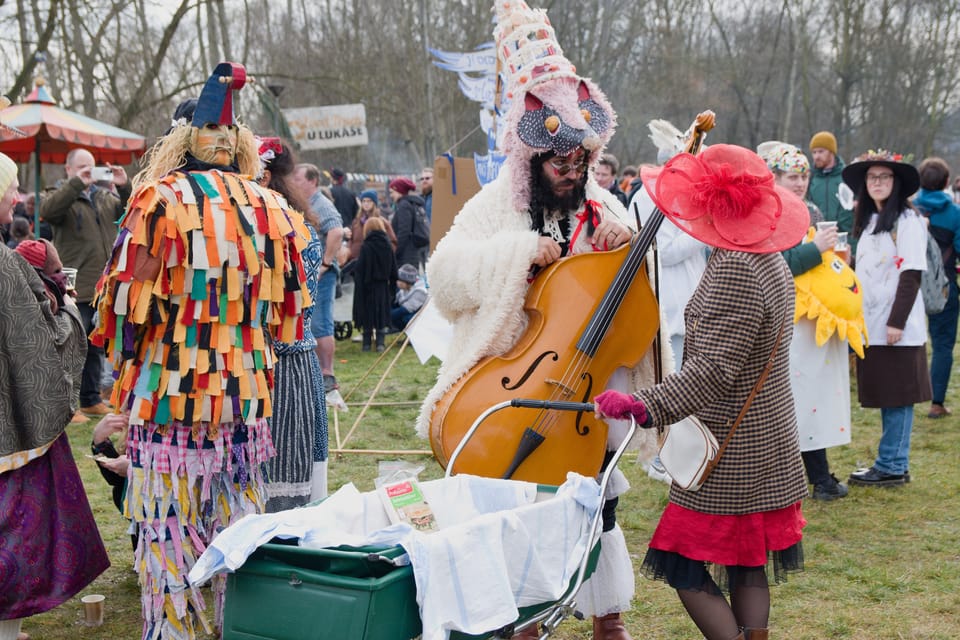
[310,269,337,339]
[391,306,415,331]
[77,301,105,407]
[928,279,959,404]
[875,406,914,475]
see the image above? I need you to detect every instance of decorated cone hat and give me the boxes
[192,61,247,127]
[641,144,809,254]
[494,0,616,211]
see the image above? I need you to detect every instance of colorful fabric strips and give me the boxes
[93,169,312,434]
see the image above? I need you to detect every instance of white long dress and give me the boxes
[788,319,852,451]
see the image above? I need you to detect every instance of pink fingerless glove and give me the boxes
[594,390,649,425]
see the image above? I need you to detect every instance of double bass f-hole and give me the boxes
[500,351,559,390]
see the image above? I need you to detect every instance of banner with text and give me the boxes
[282,104,368,150]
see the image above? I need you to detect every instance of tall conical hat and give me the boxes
[493,0,616,212]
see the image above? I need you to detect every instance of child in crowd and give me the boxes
[6,217,31,248]
[392,263,428,331]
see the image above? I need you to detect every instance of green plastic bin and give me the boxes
[221,485,599,640]
[222,542,421,640]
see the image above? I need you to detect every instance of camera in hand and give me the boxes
[92,166,113,183]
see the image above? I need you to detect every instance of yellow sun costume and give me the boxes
[792,229,869,357]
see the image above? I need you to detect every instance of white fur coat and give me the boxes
[416,165,673,460]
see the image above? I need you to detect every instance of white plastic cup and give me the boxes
[816,220,838,231]
[62,267,78,291]
[81,594,105,626]
[834,232,850,263]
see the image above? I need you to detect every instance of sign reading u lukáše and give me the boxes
[282,104,368,150]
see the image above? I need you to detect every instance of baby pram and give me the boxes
[220,400,636,640]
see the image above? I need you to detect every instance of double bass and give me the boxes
[429,111,716,486]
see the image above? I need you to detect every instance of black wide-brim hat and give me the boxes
[842,153,920,197]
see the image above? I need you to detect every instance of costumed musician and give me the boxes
[417,2,671,638]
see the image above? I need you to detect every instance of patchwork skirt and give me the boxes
[264,349,327,513]
[126,419,274,640]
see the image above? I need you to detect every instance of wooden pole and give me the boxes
[340,336,412,448]
[330,448,432,456]
[340,332,406,404]
[333,403,342,450]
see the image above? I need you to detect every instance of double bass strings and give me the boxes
[527,209,667,439]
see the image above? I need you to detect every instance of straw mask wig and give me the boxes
[132,62,259,191]
[494,0,616,212]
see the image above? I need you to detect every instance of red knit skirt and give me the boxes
[650,501,805,566]
[641,501,806,592]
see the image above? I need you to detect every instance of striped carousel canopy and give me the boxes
[0,80,146,164]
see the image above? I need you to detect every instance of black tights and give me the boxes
[676,566,769,640]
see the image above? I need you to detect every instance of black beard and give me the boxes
[529,161,588,214]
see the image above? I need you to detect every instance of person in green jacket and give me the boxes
[807,131,854,234]
[39,149,130,419]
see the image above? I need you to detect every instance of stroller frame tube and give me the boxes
[445,399,637,640]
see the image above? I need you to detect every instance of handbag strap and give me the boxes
[705,317,788,474]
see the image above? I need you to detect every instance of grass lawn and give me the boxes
[23,334,960,639]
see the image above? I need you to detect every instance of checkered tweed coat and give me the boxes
[634,249,808,515]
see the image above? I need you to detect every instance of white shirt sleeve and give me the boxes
[895,211,928,272]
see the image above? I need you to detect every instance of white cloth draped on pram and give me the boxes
[189,473,603,640]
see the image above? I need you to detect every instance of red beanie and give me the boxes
[389,177,417,196]
[15,239,47,269]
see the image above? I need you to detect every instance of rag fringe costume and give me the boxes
[93,165,311,638]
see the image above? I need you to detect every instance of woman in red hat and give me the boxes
[594,145,810,640]
[389,177,426,271]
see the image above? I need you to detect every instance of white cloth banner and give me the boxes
[457,73,497,108]
[283,104,368,150]
[429,44,496,73]
[404,297,454,364]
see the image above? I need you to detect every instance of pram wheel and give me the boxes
[334,320,353,341]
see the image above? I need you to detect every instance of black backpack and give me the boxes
[411,204,430,248]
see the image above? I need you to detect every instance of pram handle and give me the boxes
[446,399,637,638]
[509,399,594,413]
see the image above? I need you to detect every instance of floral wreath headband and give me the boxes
[842,148,920,197]
[853,149,912,164]
[757,141,809,175]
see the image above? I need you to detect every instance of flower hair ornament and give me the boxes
[256,136,282,173]
[641,144,809,254]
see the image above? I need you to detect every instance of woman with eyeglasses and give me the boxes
[842,151,931,488]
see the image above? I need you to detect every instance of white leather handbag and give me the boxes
[657,416,719,491]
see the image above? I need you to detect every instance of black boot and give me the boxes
[375,330,385,353]
[362,330,372,352]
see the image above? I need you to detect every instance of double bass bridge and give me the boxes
[544,378,575,397]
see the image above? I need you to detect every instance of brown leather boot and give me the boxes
[592,613,632,640]
[744,629,768,640]
[512,623,539,639]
